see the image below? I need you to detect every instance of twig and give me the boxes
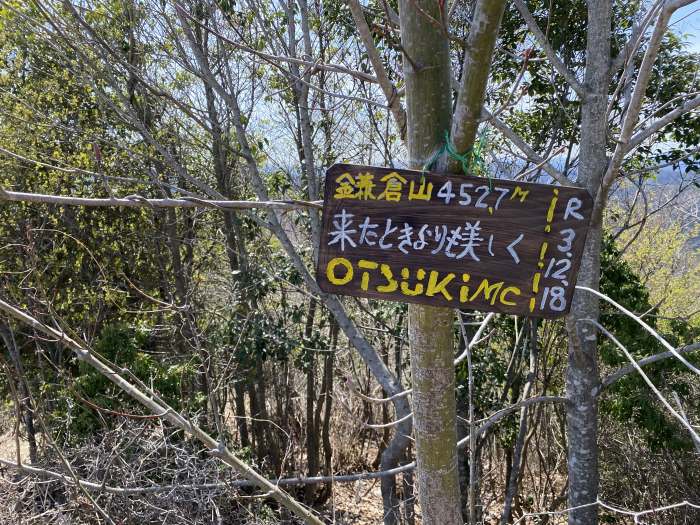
[0,456,417,491]
[454,312,495,365]
[346,0,407,139]
[483,109,571,186]
[0,298,323,525]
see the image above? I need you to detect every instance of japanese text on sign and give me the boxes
[316,164,593,318]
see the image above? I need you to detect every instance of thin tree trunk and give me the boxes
[0,323,38,464]
[402,454,415,525]
[315,318,337,505]
[206,35,413,523]
[233,381,250,448]
[564,2,610,524]
[304,298,319,502]
[501,320,539,524]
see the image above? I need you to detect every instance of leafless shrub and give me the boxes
[1,419,301,524]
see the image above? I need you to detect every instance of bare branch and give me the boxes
[173,1,380,85]
[0,189,322,211]
[0,455,417,490]
[515,499,700,525]
[484,109,571,185]
[364,412,414,429]
[511,0,585,97]
[601,342,700,388]
[608,1,663,76]
[456,395,568,449]
[454,312,495,365]
[627,94,700,150]
[576,286,700,376]
[600,1,696,195]
[586,319,700,444]
[346,0,407,139]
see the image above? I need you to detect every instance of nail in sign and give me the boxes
[316,164,593,318]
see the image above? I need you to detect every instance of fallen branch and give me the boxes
[0,456,416,492]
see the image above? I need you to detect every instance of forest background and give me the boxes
[0,1,698,524]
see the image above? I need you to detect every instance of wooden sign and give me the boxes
[315,164,593,318]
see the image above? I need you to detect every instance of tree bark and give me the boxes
[565,2,611,524]
[451,0,507,155]
[317,319,337,504]
[398,1,461,522]
[233,380,250,448]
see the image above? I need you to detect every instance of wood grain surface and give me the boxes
[316,164,593,318]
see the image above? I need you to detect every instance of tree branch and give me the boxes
[599,1,696,196]
[456,395,568,449]
[627,94,700,150]
[173,1,380,85]
[575,286,700,376]
[586,319,700,443]
[0,455,417,492]
[483,109,571,185]
[450,0,507,160]
[347,0,407,139]
[0,189,322,211]
[511,0,585,97]
[601,342,700,388]
[608,1,663,76]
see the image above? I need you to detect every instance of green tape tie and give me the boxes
[421,130,492,190]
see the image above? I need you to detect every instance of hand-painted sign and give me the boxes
[316,164,592,318]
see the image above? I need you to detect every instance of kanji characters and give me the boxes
[333,171,408,201]
[326,214,522,265]
[408,177,433,201]
[332,172,376,200]
[378,172,407,201]
[333,173,357,199]
[328,209,357,251]
[355,172,376,200]
[445,221,483,261]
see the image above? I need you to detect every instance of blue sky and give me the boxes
[671,4,700,53]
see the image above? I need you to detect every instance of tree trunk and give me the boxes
[1,323,38,464]
[565,2,610,523]
[233,380,250,448]
[397,0,507,521]
[315,318,337,505]
[304,298,319,503]
[501,320,539,524]
[398,1,461,521]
